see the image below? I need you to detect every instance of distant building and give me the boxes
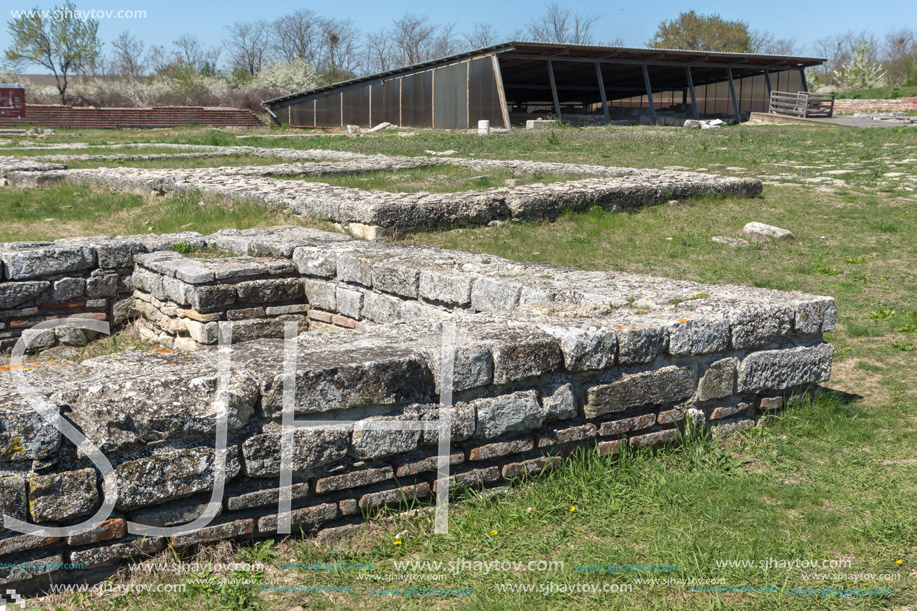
[263,41,825,129]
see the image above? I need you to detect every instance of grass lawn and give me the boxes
[5,124,914,611]
[0,184,305,242]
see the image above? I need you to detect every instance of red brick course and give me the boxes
[0,104,263,129]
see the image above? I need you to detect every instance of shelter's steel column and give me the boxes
[799,68,808,92]
[595,62,610,124]
[685,66,699,120]
[547,59,562,121]
[726,67,741,124]
[491,55,511,130]
[642,64,657,124]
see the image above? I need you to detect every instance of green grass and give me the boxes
[281,165,589,193]
[7,124,917,611]
[835,85,917,99]
[4,124,916,193]
[0,184,309,242]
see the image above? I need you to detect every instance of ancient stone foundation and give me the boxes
[2,146,763,238]
[0,227,835,592]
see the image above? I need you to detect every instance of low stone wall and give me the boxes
[2,148,763,238]
[0,227,835,593]
[0,232,205,352]
[0,105,264,129]
[833,97,917,114]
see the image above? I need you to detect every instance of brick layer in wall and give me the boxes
[0,105,263,129]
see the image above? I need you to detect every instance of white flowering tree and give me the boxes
[835,40,886,91]
[252,59,317,95]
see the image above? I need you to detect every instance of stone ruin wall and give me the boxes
[0,226,836,593]
[1,147,763,239]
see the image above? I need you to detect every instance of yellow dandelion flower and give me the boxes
[570,506,576,512]
[393,540,402,546]
[897,559,903,565]
[490,530,498,536]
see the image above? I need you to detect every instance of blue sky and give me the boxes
[3,0,916,72]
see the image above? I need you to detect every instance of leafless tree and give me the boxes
[224,20,271,77]
[813,31,878,83]
[751,30,798,55]
[431,22,460,58]
[318,17,359,81]
[363,29,395,74]
[882,28,916,86]
[465,23,501,49]
[110,30,145,77]
[273,9,322,65]
[392,14,437,65]
[145,44,169,74]
[526,2,599,45]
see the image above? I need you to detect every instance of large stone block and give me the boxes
[0,281,50,309]
[29,468,99,523]
[616,325,667,365]
[260,343,434,417]
[55,369,258,455]
[2,246,95,280]
[113,446,241,511]
[86,273,119,299]
[362,292,403,323]
[737,343,834,393]
[335,287,363,319]
[471,277,521,312]
[187,285,236,311]
[731,306,793,350]
[411,402,476,444]
[292,246,337,278]
[487,330,563,384]
[585,366,694,418]
[0,475,27,530]
[337,252,386,287]
[696,358,737,402]
[50,277,85,302]
[372,261,420,298]
[473,390,543,439]
[542,382,578,421]
[0,403,61,463]
[667,317,730,356]
[235,278,303,304]
[302,278,336,311]
[242,428,349,477]
[536,322,617,371]
[419,269,474,306]
[352,416,421,459]
[793,297,837,334]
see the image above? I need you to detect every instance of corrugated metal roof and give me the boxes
[263,41,825,107]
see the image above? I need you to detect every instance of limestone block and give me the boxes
[585,366,694,418]
[737,343,833,393]
[29,468,99,523]
[473,390,543,439]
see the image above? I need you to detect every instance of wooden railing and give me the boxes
[769,91,835,118]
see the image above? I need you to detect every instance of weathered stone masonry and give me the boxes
[0,226,835,592]
[2,147,763,239]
